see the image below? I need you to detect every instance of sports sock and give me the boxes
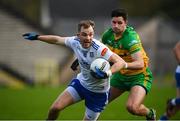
[159,115,168,120]
[171,98,180,106]
[175,97,180,105]
[146,108,155,119]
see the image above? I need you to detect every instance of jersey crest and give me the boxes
[90,52,94,57]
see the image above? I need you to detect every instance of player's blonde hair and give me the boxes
[78,20,95,32]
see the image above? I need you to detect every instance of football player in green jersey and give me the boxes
[102,8,155,120]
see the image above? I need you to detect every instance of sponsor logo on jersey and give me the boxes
[80,59,90,69]
[101,48,108,56]
[128,40,138,46]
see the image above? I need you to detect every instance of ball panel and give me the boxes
[90,58,110,72]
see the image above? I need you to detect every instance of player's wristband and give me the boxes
[106,70,112,77]
[124,62,128,69]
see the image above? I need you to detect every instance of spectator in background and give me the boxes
[160,41,180,120]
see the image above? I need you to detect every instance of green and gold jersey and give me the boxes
[102,26,149,75]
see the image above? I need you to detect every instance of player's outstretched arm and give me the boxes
[23,32,67,45]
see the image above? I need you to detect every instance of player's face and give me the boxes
[111,16,127,35]
[78,26,94,49]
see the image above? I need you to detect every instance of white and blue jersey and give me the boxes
[175,65,180,88]
[65,36,113,93]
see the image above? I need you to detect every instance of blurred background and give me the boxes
[0,0,180,120]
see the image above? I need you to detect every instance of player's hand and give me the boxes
[90,66,108,79]
[23,32,39,40]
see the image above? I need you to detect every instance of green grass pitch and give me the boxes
[0,81,180,120]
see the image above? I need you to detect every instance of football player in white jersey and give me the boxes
[160,41,180,120]
[23,20,127,120]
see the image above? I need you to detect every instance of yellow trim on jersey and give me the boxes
[129,44,140,54]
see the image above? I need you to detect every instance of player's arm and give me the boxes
[38,35,67,45]
[126,51,144,69]
[108,53,127,74]
[23,32,67,45]
[173,41,180,64]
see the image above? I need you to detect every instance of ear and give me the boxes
[125,20,128,25]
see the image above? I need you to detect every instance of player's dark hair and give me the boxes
[78,20,95,32]
[111,8,128,21]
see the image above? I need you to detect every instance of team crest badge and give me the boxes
[90,52,94,57]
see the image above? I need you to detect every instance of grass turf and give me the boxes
[0,82,180,120]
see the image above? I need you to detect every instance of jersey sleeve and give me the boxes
[125,35,141,54]
[97,42,113,60]
[64,36,77,48]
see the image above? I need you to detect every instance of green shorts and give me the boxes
[110,67,153,94]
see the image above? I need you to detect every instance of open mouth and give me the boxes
[84,42,91,44]
[82,42,91,48]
